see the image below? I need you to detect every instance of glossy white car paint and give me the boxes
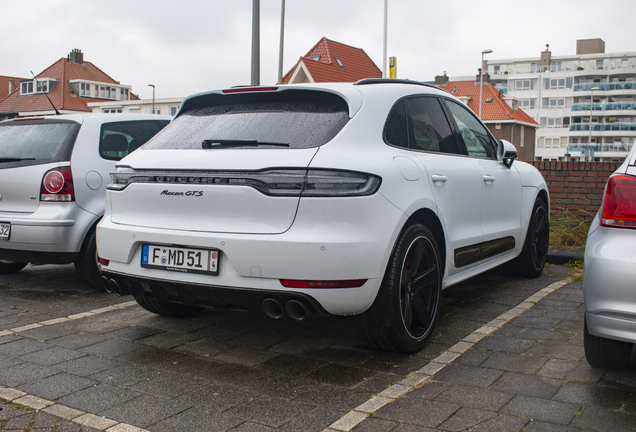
[97,82,548,319]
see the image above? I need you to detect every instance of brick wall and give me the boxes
[531,161,621,222]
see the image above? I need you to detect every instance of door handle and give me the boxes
[483,175,496,184]
[431,174,448,185]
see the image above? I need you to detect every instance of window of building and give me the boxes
[36,81,48,93]
[100,86,105,97]
[520,99,536,109]
[156,109,161,115]
[80,83,89,96]
[335,57,344,68]
[20,81,34,94]
[544,77,573,90]
[170,106,179,116]
[531,62,540,73]
[520,125,525,147]
[550,61,562,72]
[514,80,533,91]
[103,109,123,113]
[312,55,321,61]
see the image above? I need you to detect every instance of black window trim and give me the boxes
[382,94,466,157]
[439,97,499,160]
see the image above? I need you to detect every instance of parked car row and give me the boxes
[7,81,630,361]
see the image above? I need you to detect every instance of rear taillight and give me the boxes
[601,174,636,229]
[41,167,75,202]
[280,279,367,288]
[108,168,381,197]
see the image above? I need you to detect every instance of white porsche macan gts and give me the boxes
[96,79,549,352]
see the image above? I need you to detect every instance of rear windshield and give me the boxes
[144,89,350,150]
[0,121,80,167]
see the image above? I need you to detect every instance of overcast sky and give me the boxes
[2,0,634,100]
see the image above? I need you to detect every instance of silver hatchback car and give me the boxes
[0,113,170,288]
[584,142,636,369]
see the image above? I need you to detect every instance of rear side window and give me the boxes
[384,96,459,155]
[0,121,80,167]
[144,90,350,150]
[99,120,170,161]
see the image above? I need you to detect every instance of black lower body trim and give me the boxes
[454,236,515,268]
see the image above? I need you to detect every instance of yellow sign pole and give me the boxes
[389,57,397,79]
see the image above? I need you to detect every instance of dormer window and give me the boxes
[20,78,56,95]
[335,57,344,68]
[21,81,34,95]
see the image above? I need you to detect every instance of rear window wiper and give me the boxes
[0,157,35,162]
[202,139,289,149]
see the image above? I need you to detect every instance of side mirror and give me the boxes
[497,139,517,168]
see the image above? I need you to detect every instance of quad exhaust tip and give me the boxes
[261,298,310,322]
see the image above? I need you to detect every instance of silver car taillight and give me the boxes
[41,166,75,202]
[601,174,636,229]
[108,168,381,197]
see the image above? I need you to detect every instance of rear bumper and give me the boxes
[97,195,405,315]
[583,220,636,344]
[0,203,97,259]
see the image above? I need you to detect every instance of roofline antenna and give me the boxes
[30,70,61,115]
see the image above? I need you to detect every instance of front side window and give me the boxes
[445,100,497,159]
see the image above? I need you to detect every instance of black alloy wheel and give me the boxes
[356,223,442,352]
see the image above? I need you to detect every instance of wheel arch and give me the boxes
[402,208,446,276]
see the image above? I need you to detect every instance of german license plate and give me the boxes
[141,244,218,275]
[0,222,10,241]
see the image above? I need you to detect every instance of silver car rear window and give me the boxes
[144,90,350,150]
[0,121,80,166]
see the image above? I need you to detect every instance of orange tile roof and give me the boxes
[282,37,381,84]
[441,80,538,125]
[0,53,125,115]
[0,76,25,100]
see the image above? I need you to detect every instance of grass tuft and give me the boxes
[549,207,592,249]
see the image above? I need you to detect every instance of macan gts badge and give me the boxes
[97,80,549,352]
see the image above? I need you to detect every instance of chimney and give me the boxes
[434,72,449,86]
[475,71,490,84]
[69,49,84,64]
[540,44,551,71]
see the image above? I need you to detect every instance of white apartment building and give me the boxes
[485,39,636,161]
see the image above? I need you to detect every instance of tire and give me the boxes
[0,260,28,274]
[584,318,633,370]
[74,227,104,291]
[135,296,205,318]
[508,197,549,278]
[357,223,442,352]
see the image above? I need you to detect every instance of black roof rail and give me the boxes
[354,78,442,90]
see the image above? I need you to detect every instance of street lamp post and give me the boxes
[588,86,600,161]
[479,50,493,119]
[148,84,155,114]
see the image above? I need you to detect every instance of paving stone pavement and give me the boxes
[336,273,636,432]
[1,262,634,431]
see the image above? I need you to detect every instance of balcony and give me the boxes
[568,143,632,156]
[573,83,636,92]
[569,122,636,132]
[570,102,636,112]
